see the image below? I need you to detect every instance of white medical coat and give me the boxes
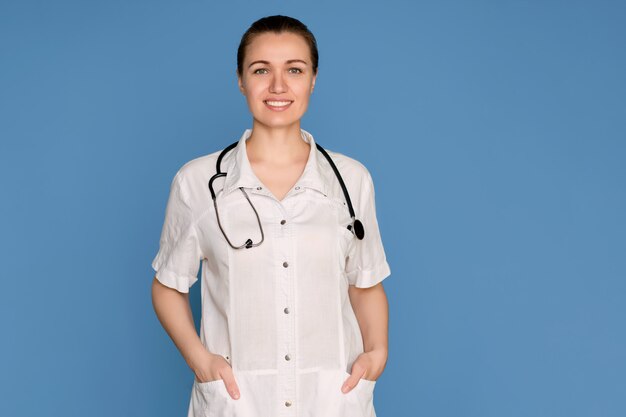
[152,128,392,417]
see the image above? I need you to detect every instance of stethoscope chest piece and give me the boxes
[350,219,365,240]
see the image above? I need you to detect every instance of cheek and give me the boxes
[246,87,267,106]
[291,79,310,94]
[296,89,312,107]
[243,78,265,95]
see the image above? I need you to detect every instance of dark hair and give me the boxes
[237,15,319,77]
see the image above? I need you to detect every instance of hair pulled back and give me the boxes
[237,15,319,77]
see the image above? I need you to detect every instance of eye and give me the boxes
[253,68,268,74]
[289,67,303,74]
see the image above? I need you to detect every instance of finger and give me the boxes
[221,369,240,400]
[341,372,361,394]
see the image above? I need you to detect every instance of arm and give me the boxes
[151,276,206,369]
[151,277,241,399]
[341,282,389,391]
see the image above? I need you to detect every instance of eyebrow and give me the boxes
[248,59,308,68]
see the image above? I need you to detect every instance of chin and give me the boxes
[254,116,303,129]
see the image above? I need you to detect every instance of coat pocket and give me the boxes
[190,378,233,417]
[338,225,356,259]
[343,370,377,417]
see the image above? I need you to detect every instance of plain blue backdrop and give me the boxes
[1,0,625,416]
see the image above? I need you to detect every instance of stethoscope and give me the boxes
[208,139,365,249]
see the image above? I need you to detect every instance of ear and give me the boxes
[237,71,245,95]
[310,71,317,93]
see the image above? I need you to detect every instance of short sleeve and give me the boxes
[345,169,391,288]
[151,170,202,293]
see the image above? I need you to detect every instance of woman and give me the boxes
[151,15,392,417]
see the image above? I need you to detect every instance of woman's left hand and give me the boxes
[341,348,388,393]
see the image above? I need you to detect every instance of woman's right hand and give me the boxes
[193,351,240,400]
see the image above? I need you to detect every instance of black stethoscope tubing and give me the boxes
[208,140,365,249]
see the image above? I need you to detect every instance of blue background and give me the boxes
[1,1,625,416]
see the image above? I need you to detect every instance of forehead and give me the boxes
[245,32,311,63]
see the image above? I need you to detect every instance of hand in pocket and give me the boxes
[193,352,240,400]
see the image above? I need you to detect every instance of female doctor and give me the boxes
[151,15,392,417]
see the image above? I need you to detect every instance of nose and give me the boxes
[269,71,287,93]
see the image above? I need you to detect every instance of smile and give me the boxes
[264,100,293,111]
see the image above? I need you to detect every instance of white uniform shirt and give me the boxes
[152,128,391,417]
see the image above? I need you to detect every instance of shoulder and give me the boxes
[323,148,374,188]
[169,145,231,201]
[176,152,217,179]
[173,138,239,182]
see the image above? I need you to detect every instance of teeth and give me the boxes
[265,101,292,107]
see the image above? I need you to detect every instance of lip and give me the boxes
[264,99,293,112]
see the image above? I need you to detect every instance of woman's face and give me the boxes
[238,31,317,130]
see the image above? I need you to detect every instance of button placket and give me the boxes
[281,260,291,363]
[282,215,291,321]
[276,205,296,416]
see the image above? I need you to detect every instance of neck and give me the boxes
[246,121,309,163]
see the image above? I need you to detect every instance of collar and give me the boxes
[221,128,329,197]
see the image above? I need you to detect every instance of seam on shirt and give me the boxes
[346,261,391,288]
[153,266,198,293]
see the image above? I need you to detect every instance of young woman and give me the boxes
[151,15,392,417]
